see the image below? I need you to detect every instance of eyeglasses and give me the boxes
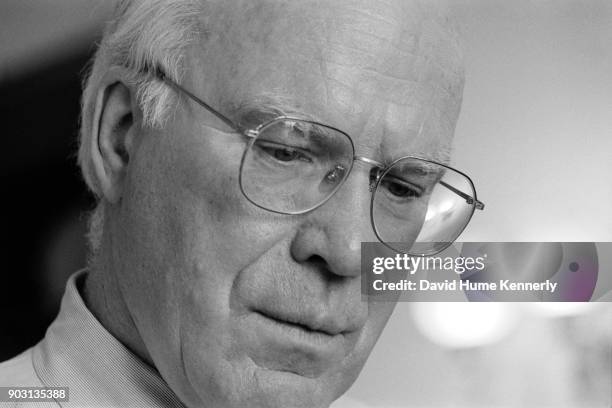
[151,68,484,256]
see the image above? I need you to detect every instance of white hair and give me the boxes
[78,0,205,254]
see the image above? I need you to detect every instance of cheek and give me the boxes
[122,120,299,319]
[169,125,297,268]
[321,300,397,400]
[349,300,396,362]
[118,123,308,395]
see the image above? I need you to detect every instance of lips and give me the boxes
[254,308,347,337]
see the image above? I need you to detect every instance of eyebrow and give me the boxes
[373,141,452,169]
[420,147,452,166]
[232,107,349,154]
[390,160,446,177]
[228,96,320,129]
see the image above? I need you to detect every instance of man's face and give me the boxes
[107,1,463,407]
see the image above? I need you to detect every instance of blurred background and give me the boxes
[0,1,610,407]
[0,0,113,361]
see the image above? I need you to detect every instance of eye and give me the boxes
[268,146,299,162]
[256,141,313,163]
[381,178,422,199]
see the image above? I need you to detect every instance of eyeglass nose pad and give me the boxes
[368,167,383,192]
[324,164,347,184]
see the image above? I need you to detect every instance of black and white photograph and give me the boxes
[0,1,611,407]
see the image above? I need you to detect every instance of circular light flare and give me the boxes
[410,302,519,349]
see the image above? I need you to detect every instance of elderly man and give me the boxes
[0,0,479,407]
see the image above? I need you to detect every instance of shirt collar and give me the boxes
[32,270,185,407]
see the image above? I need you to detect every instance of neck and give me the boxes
[82,233,154,368]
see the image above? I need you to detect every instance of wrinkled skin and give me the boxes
[86,1,464,407]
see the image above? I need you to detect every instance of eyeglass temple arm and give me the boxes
[440,180,485,210]
[152,67,244,133]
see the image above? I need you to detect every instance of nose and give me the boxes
[290,165,377,278]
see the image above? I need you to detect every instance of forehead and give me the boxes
[191,0,464,163]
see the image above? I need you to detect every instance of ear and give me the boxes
[90,72,139,204]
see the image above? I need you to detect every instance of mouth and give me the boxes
[248,308,351,355]
[238,307,358,378]
[254,309,347,338]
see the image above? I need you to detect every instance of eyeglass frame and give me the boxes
[148,66,485,255]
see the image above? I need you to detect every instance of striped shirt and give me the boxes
[0,270,185,407]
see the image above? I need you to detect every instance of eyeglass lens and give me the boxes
[240,119,354,213]
[372,158,476,255]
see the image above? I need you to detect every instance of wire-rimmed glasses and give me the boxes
[152,68,485,256]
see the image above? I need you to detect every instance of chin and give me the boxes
[186,359,352,408]
[246,367,345,408]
